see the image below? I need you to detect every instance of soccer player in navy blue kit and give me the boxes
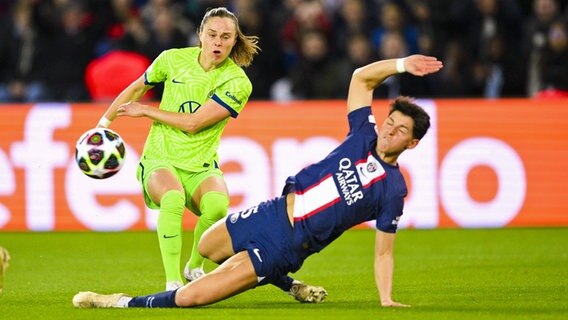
[73,54,443,309]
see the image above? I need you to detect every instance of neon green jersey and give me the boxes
[142,47,252,172]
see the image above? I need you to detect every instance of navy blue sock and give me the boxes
[270,275,294,292]
[128,289,178,308]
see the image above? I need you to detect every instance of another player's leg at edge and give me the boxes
[0,246,10,294]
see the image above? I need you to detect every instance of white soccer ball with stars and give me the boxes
[75,128,126,179]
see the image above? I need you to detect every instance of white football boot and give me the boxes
[288,280,328,303]
[165,280,184,291]
[183,263,205,282]
[72,291,131,308]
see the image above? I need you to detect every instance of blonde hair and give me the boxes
[199,7,260,67]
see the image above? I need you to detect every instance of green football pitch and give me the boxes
[0,228,566,320]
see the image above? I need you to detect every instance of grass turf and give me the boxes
[0,228,566,320]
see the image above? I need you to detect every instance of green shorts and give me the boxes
[136,158,223,215]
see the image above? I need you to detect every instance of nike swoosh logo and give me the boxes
[163,234,179,239]
[252,248,262,262]
[358,166,367,178]
[172,79,184,84]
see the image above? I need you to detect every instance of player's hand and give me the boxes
[116,102,148,118]
[403,54,443,77]
[381,300,410,307]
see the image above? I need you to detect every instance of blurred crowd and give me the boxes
[1,0,567,103]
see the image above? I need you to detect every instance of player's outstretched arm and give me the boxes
[374,230,410,308]
[346,55,443,113]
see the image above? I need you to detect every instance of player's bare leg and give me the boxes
[175,251,258,306]
[198,216,235,263]
[0,246,10,294]
[73,251,258,308]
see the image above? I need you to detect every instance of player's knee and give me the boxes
[198,235,217,260]
[198,230,212,257]
[199,192,229,224]
[198,221,229,262]
[175,287,210,307]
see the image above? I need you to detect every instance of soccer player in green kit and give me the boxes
[96,7,260,291]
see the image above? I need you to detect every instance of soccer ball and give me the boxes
[75,128,126,179]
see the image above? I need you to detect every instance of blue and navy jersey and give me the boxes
[283,107,407,254]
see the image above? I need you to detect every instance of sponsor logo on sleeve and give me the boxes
[225,91,242,105]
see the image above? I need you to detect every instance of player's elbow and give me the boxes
[181,121,202,134]
[352,67,365,82]
[351,68,375,90]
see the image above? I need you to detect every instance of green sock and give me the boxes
[157,190,185,282]
[188,191,229,269]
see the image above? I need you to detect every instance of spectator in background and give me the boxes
[523,0,562,96]
[405,0,452,58]
[375,31,435,99]
[0,0,50,102]
[93,0,141,57]
[45,1,96,101]
[345,32,376,70]
[0,2,11,17]
[260,0,301,32]
[138,0,193,56]
[289,29,349,99]
[113,13,150,54]
[280,0,333,70]
[331,32,377,100]
[371,2,419,55]
[117,6,189,101]
[452,0,523,55]
[234,0,286,100]
[378,31,403,97]
[433,40,476,97]
[332,0,374,58]
[468,29,527,98]
[470,34,505,98]
[140,0,192,34]
[451,0,525,97]
[537,19,568,96]
[110,1,192,101]
[139,7,189,59]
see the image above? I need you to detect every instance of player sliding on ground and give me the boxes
[73,54,443,309]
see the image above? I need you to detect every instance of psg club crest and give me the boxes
[366,162,378,173]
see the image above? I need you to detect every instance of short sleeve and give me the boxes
[375,197,404,233]
[211,75,252,118]
[347,107,378,137]
[144,51,168,85]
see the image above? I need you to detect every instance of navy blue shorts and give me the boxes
[226,196,303,285]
